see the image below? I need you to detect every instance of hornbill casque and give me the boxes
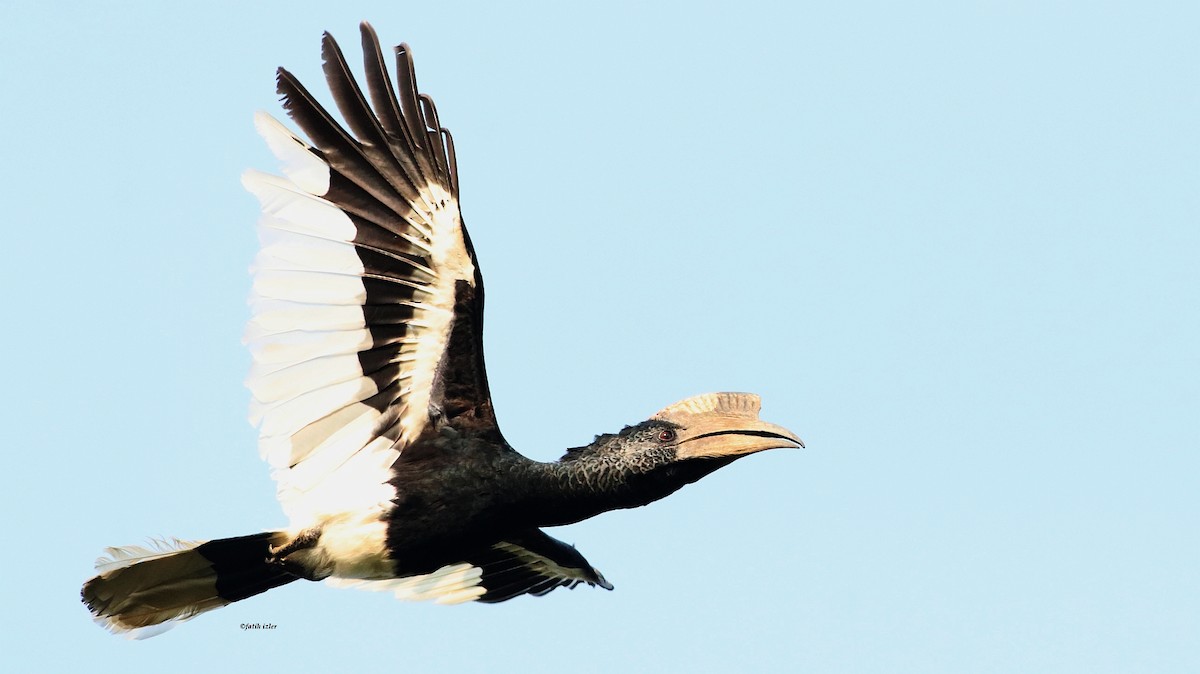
[81,23,804,638]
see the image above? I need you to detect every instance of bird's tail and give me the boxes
[82,531,298,638]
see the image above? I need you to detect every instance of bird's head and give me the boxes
[545,392,803,521]
[563,392,803,480]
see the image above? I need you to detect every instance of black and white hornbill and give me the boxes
[81,23,804,638]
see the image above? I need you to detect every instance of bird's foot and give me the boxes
[267,528,321,563]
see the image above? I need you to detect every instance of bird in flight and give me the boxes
[82,22,804,638]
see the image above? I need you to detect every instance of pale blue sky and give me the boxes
[3,1,1196,671]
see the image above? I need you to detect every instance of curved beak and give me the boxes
[674,417,804,460]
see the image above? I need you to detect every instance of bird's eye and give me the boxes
[657,429,677,443]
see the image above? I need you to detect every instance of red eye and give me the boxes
[658,429,677,443]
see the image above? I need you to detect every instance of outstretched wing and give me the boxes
[242,23,498,526]
[329,529,613,604]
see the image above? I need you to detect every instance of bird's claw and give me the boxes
[266,528,321,563]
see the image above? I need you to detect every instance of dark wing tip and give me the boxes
[319,31,339,63]
[593,570,614,591]
[274,67,296,107]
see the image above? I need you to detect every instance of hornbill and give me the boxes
[81,23,804,638]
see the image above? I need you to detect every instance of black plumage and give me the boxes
[81,23,803,638]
